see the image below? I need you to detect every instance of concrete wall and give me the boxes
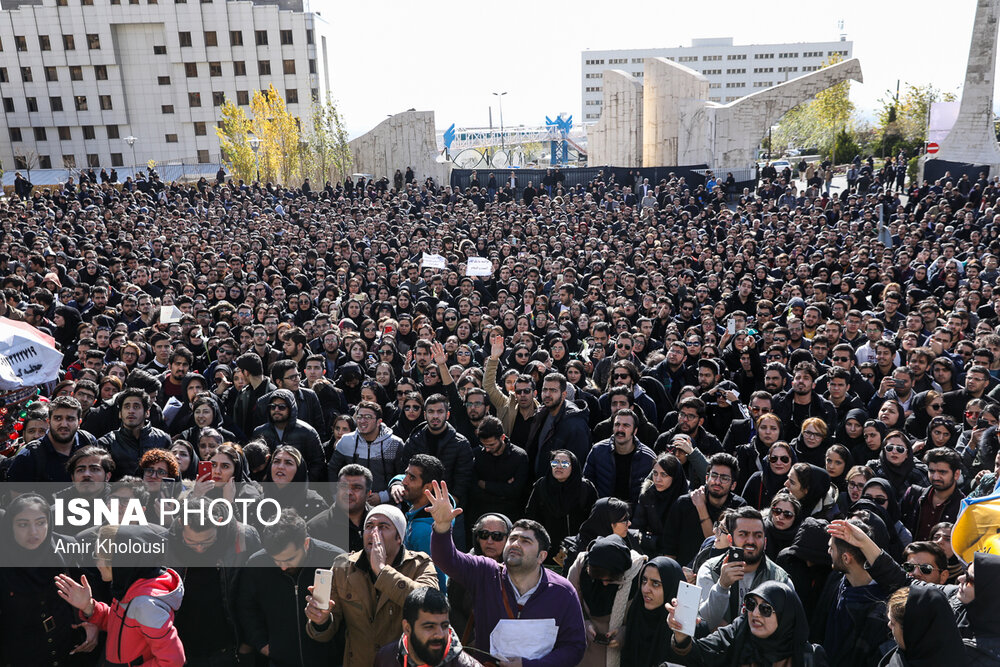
[348,110,450,184]
[642,57,709,167]
[930,0,1000,169]
[587,70,643,167]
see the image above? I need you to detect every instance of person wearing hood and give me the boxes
[619,557,684,667]
[96,388,172,480]
[525,449,599,567]
[177,392,237,446]
[566,534,647,667]
[903,391,944,440]
[55,524,186,667]
[665,580,825,666]
[329,400,405,503]
[253,359,329,442]
[375,587,484,667]
[784,463,837,519]
[632,453,688,556]
[775,517,832,618]
[251,388,325,481]
[53,304,83,365]
[166,496,262,666]
[336,361,365,407]
[866,430,929,498]
[882,585,968,667]
[0,494,98,666]
[262,444,328,522]
[525,372,592,477]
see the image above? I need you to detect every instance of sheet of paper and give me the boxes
[489,618,557,661]
[674,580,700,637]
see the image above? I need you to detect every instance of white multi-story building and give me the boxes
[581,37,852,121]
[0,0,332,172]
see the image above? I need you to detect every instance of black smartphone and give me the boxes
[729,546,745,563]
[593,633,610,645]
[977,418,989,429]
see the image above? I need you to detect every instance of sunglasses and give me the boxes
[768,455,790,464]
[770,508,795,519]
[902,562,937,575]
[476,530,508,542]
[930,403,943,410]
[862,494,889,506]
[550,460,571,469]
[884,444,907,454]
[743,597,775,618]
[515,388,533,395]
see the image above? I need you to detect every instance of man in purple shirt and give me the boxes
[426,481,586,667]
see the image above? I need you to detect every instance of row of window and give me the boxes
[0,28,313,53]
[702,68,721,75]
[2,58,314,85]
[726,68,745,74]
[584,50,848,67]
[725,82,746,88]
[3,86,302,114]
[14,148,213,170]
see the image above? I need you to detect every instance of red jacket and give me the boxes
[86,569,186,667]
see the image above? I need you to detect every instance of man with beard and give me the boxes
[309,464,372,553]
[7,396,97,484]
[654,397,722,457]
[899,447,965,541]
[97,388,172,480]
[694,506,792,630]
[772,362,837,439]
[304,505,439,666]
[374,587,483,666]
[427,481,586,666]
[397,395,474,507]
[662,453,747,568]
[524,373,591,477]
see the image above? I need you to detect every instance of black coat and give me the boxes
[397,424,474,505]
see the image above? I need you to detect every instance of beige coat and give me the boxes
[568,548,647,667]
[306,548,440,667]
[484,355,539,435]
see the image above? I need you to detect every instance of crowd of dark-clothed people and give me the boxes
[0,158,997,667]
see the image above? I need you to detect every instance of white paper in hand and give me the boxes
[466,256,493,276]
[489,618,557,660]
[421,253,446,270]
[674,580,700,637]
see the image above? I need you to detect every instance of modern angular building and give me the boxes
[0,0,332,173]
[582,37,853,121]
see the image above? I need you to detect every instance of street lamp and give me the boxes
[123,135,138,175]
[493,91,507,161]
[298,138,308,186]
[248,135,261,183]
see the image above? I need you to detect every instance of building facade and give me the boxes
[0,0,331,173]
[581,37,852,121]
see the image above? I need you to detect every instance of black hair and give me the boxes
[402,586,450,626]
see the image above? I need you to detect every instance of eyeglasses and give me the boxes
[445,317,457,322]
[771,508,795,519]
[743,597,775,618]
[457,350,471,356]
[832,356,851,363]
[862,494,889,506]
[465,400,485,407]
[612,373,630,381]
[515,352,529,359]
[884,444,907,454]
[769,455,790,464]
[403,404,421,412]
[902,562,937,575]
[708,471,732,484]
[182,532,218,549]
[930,403,943,410]
[617,343,632,350]
[356,413,377,422]
[142,467,169,478]
[268,403,289,411]
[847,481,865,491]
[515,388,533,395]
[550,460,571,469]
[476,530,508,542]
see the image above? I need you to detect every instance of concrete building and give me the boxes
[581,37,852,120]
[0,0,332,173]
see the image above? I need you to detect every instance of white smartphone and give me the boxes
[674,580,701,636]
[728,320,737,334]
[313,569,333,608]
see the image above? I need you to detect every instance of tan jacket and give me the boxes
[484,356,539,435]
[306,548,440,667]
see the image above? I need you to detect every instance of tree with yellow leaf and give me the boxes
[215,100,257,183]
[251,84,301,185]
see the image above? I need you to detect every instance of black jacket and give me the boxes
[524,400,592,477]
[662,492,747,568]
[772,391,839,440]
[236,539,344,666]
[251,389,326,482]
[6,431,97,484]
[96,424,171,480]
[397,423,474,505]
[255,386,329,442]
[899,484,965,541]
[467,442,530,522]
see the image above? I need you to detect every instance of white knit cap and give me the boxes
[365,504,407,541]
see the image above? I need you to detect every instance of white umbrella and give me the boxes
[0,317,63,390]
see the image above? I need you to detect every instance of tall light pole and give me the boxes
[493,91,507,162]
[248,135,261,183]
[124,135,137,175]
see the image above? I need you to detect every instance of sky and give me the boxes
[316,0,979,140]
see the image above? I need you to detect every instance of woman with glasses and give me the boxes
[764,491,802,561]
[632,453,687,556]
[392,391,424,441]
[791,417,830,468]
[904,390,945,439]
[743,441,796,510]
[858,478,912,560]
[525,449,598,568]
[867,431,929,498]
[666,581,823,666]
[734,413,784,494]
[566,534,646,667]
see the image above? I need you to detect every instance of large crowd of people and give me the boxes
[0,157,998,666]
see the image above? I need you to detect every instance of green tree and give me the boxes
[304,94,352,186]
[215,100,256,182]
[876,83,957,156]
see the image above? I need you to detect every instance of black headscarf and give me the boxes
[878,437,918,494]
[895,585,966,666]
[541,450,588,517]
[860,477,902,525]
[968,552,1000,637]
[739,581,812,667]
[637,455,687,523]
[826,446,855,493]
[575,498,630,551]
[796,464,832,517]
[578,535,631,618]
[96,524,167,600]
[172,440,200,481]
[621,557,684,667]
[841,408,869,452]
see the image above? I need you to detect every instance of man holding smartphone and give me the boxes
[694,506,791,631]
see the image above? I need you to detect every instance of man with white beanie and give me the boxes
[305,504,440,666]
